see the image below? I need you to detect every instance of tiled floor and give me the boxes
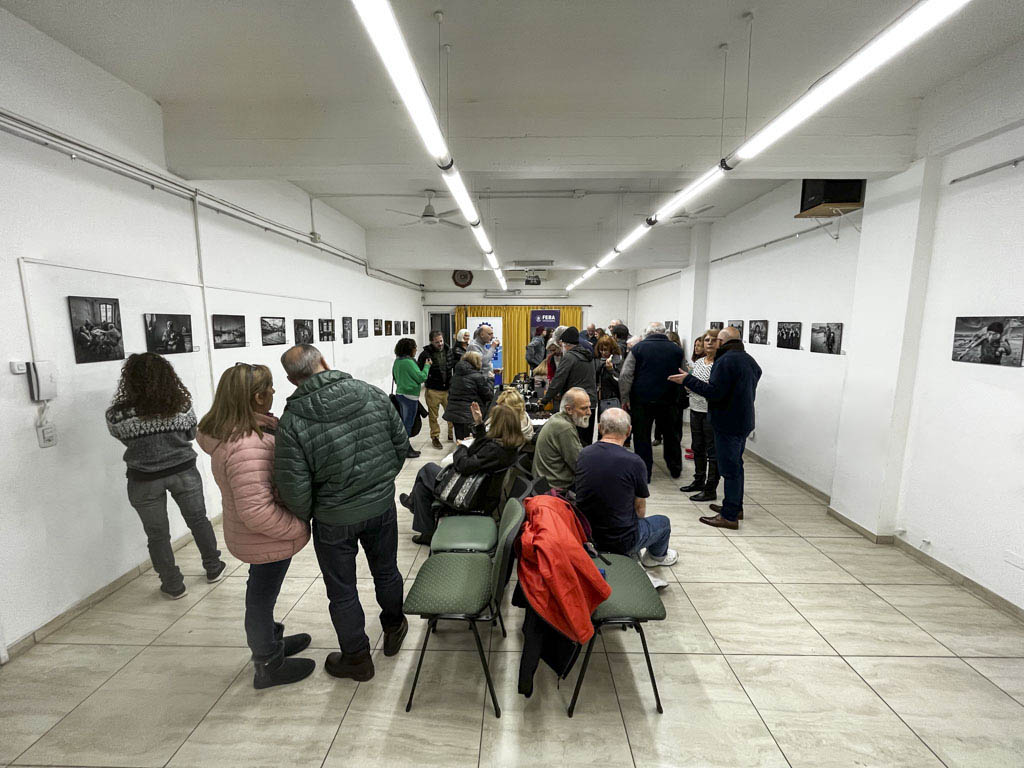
[3,438,1024,767]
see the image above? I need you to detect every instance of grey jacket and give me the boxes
[542,345,598,407]
[468,338,499,379]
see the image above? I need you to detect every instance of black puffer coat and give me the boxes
[274,370,409,527]
[444,360,493,426]
[543,345,598,407]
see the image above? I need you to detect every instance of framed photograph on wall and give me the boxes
[261,316,286,346]
[410,320,415,334]
[68,296,124,364]
[402,320,409,335]
[358,318,369,338]
[342,317,353,344]
[951,316,1024,366]
[728,320,745,337]
[777,322,802,350]
[385,320,393,336]
[748,320,768,345]
[811,322,843,355]
[709,321,724,330]
[144,313,193,354]
[318,318,335,342]
[374,319,383,336]
[212,314,246,349]
[294,319,314,345]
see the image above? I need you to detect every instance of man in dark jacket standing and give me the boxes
[670,325,762,529]
[540,326,598,445]
[275,344,410,681]
[620,322,685,481]
[417,329,455,449]
[525,326,547,371]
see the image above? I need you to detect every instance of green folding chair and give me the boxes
[402,497,526,718]
[567,553,667,717]
[429,468,530,555]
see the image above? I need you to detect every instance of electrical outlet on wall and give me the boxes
[37,423,57,449]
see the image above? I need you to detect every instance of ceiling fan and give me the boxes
[634,203,715,225]
[386,189,466,229]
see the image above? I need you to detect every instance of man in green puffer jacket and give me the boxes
[274,344,410,682]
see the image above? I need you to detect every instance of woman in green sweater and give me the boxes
[393,337,430,455]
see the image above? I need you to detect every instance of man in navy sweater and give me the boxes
[670,325,761,529]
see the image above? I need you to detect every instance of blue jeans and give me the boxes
[714,431,748,521]
[244,558,292,662]
[397,394,418,436]
[632,514,671,558]
[312,505,405,655]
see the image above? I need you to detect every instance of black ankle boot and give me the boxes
[253,649,315,690]
[274,623,312,657]
[325,650,375,681]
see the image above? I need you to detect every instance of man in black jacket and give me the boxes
[417,329,455,449]
[670,325,762,529]
[620,322,685,481]
[540,326,598,445]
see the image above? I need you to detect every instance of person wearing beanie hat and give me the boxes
[540,326,598,444]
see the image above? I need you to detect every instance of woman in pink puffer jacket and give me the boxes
[197,363,314,690]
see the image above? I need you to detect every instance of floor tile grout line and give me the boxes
[959,657,1024,711]
[721,655,794,768]
[317,663,363,768]
[859,583,962,658]
[162,661,250,767]
[9,643,149,766]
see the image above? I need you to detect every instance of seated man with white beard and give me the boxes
[533,387,591,489]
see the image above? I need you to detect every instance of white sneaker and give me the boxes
[641,548,678,568]
[646,571,669,590]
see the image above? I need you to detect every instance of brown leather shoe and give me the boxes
[699,514,739,530]
[709,503,743,520]
[431,437,443,449]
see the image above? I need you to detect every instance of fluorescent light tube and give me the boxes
[494,269,507,291]
[351,0,450,164]
[566,282,577,291]
[596,250,619,268]
[485,251,499,269]
[581,267,598,281]
[615,222,652,254]
[441,168,480,225]
[654,166,725,221]
[471,224,493,254]
[735,0,974,160]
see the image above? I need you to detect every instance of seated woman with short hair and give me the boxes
[400,403,526,545]
[489,387,535,441]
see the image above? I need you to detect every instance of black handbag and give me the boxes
[433,464,489,513]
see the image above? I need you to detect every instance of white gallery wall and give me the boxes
[705,181,860,492]
[0,11,423,648]
[632,270,683,335]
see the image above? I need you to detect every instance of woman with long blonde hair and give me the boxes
[197,363,314,689]
[490,387,534,440]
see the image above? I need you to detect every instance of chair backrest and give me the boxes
[489,498,525,607]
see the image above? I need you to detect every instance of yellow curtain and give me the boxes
[455,305,583,382]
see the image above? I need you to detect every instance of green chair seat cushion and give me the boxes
[403,552,493,616]
[430,516,498,553]
[592,553,667,622]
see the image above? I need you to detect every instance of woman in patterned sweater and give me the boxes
[106,353,225,599]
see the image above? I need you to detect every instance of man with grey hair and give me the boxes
[619,321,686,481]
[274,344,411,682]
[574,407,676,589]
[533,387,590,489]
[467,324,501,381]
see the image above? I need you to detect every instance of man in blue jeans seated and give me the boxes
[574,407,677,589]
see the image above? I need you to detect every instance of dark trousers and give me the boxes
[312,505,405,655]
[689,411,719,493]
[410,463,443,535]
[126,466,221,591]
[714,431,748,521]
[450,420,473,440]
[632,398,682,481]
[244,558,292,662]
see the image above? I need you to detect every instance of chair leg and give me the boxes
[470,621,501,718]
[405,618,435,712]
[496,603,507,638]
[635,622,663,714]
[567,633,598,718]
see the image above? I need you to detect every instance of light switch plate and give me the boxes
[37,424,57,449]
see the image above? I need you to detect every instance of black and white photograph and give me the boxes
[212,314,246,349]
[68,296,124,364]
[951,316,1024,367]
[664,320,677,332]
[358,318,369,338]
[394,319,401,336]
[811,322,844,355]
[144,313,193,354]
[402,320,409,335]
[261,316,286,346]
[749,320,769,345]
[777,321,802,350]
[342,317,353,344]
[294,318,314,344]
[374,318,383,336]
[709,321,724,330]
[728,320,744,337]
[385,320,393,336]
[410,320,415,334]
[319,318,335,342]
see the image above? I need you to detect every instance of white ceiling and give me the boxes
[4,0,1023,271]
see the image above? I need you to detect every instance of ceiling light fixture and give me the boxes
[494,268,507,291]
[485,251,500,270]
[471,223,492,253]
[566,0,974,292]
[441,168,481,226]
